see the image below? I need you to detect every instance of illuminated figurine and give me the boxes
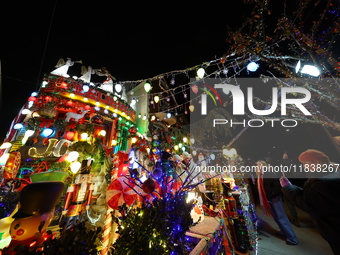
[79,65,95,83]
[51,58,82,77]
[6,182,64,250]
[173,154,187,182]
[63,159,94,229]
[95,67,116,93]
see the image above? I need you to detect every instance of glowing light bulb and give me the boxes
[99,130,106,137]
[65,131,75,140]
[80,133,88,141]
[14,123,23,129]
[67,151,80,162]
[189,105,195,112]
[70,161,81,174]
[186,192,196,203]
[42,128,53,137]
[115,83,122,93]
[83,85,90,92]
[197,68,205,78]
[183,137,188,143]
[0,142,12,149]
[300,65,320,77]
[0,153,10,166]
[247,62,259,72]
[154,95,160,103]
[22,130,35,145]
[144,82,152,92]
[167,113,171,118]
[22,109,31,115]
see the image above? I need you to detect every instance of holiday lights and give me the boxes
[0,142,12,149]
[144,82,152,92]
[300,65,320,77]
[67,151,80,162]
[115,83,122,93]
[196,68,205,78]
[154,95,160,103]
[70,161,81,174]
[13,123,23,129]
[246,62,259,72]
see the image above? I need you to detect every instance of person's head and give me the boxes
[298,149,330,171]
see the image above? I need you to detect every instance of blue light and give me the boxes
[13,123,23,129]
[41,128,54,137]
[247,62,259,72]
[83,85,90,92]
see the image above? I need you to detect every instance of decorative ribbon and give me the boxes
[39,118,54,128]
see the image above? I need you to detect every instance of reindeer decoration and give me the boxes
[65,110,88,122]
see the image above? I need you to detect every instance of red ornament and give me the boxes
[142,178,156,194]
[28,96,37,102]
[91,115,104,124]
[65,131,75,140]
[60,82,68,89]
[128,126,137,134]
[166,135,172,144]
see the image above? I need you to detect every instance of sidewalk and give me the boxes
[256,203,333,255]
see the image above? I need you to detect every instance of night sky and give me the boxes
[1,1,247,142]
[1,1,339,162]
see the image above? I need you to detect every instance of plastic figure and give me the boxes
[63,159,94,228]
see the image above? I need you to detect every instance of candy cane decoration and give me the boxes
[101,206,113,255]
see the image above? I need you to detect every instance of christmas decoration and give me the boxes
[106,177,138,210]
[1,2,339,251]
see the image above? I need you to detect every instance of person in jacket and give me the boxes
[257,160,298,245]
[280,149,340,254]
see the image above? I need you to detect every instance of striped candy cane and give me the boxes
[101,206,113,255]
